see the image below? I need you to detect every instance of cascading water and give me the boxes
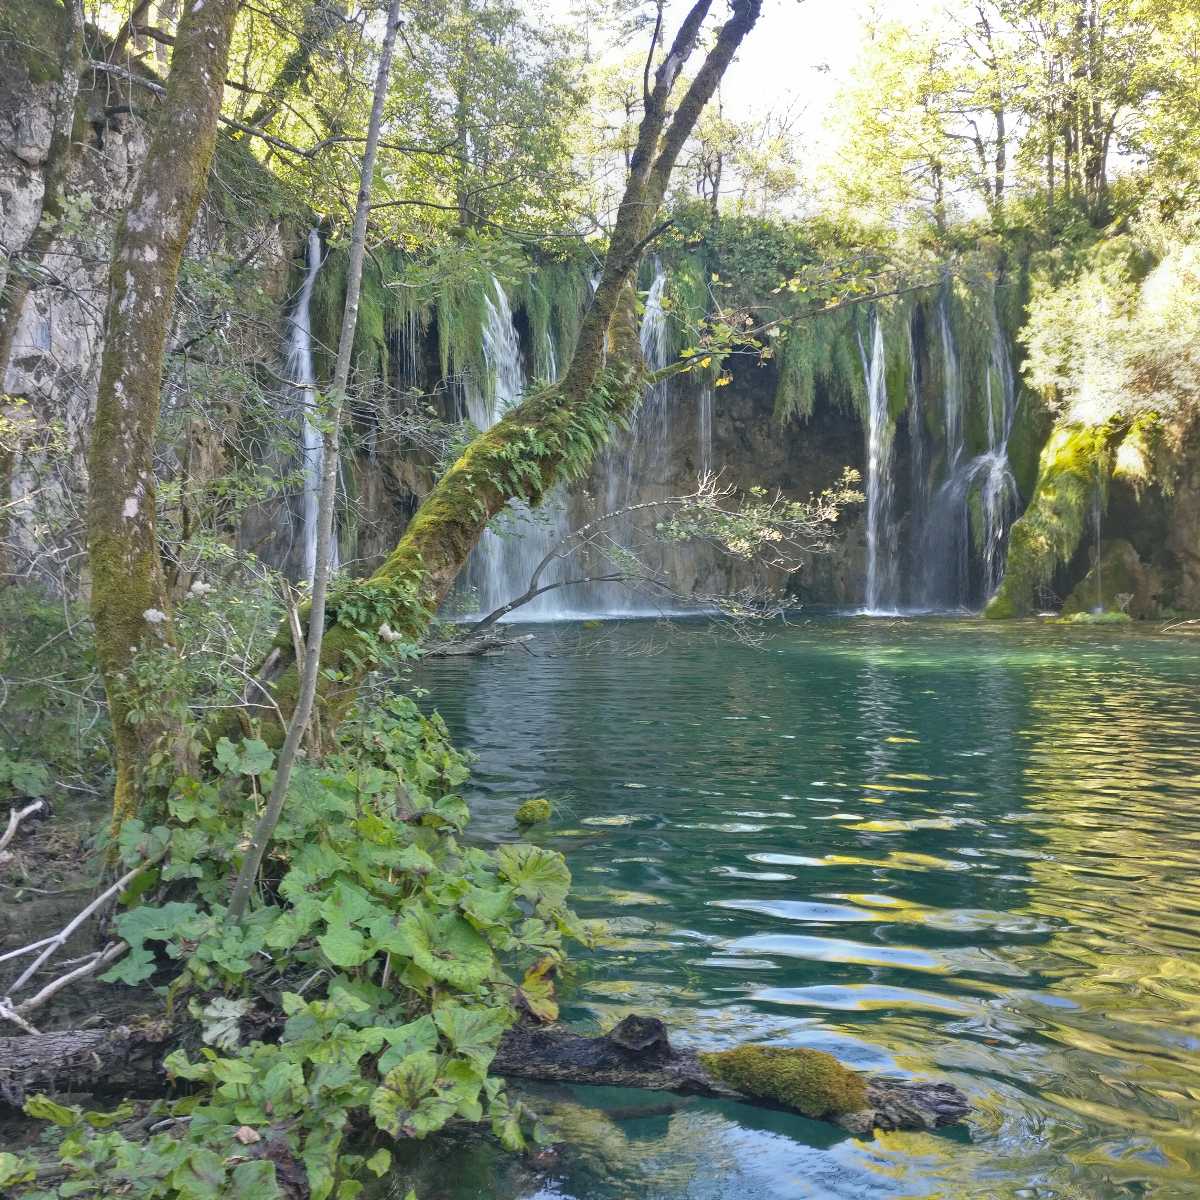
[461,279,574,619]
[906,318,928,590]
[859,313,898,613]
[917,291,1018,609]
[577,261,677,615]
[287,227,338,583]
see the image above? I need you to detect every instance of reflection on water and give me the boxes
[411,618,1200,1199]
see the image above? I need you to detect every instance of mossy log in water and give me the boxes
[0,1016,970,1138]
[492,1016,969,1136]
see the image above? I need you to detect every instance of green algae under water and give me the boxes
[408,616,1200,1200]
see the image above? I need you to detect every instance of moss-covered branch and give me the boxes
[241,0,765,743]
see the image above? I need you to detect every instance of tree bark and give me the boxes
[87,0,243,825]
[0,1016,971,1137]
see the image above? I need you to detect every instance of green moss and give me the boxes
[1112,411,1158,490]
[699,1045,867,1119]
[1056,609,1132,625]
[1005,388,1053,501]
[985,422,1115,619]
[774,308,864,423]
[0,0,66,85]
[211,135,300,224]
[515,796,552,825]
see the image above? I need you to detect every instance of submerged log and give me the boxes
[494,1015,970,1136]
[0,1015,970,1137]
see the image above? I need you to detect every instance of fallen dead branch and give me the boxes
[0,799,48,856]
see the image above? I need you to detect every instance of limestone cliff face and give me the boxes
[1,29,292,587]
[1092,413,1200,616]
[2,49,149,576]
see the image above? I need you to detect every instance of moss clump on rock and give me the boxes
[1061,537,1158,619]
[0,0,66,85]
[1057,609,1132,625]
[985,422,1115,619]
[515,796,553,825]
[699,1045,868,1118]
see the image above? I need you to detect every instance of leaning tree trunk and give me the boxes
[87,0,243,826]
[237,0,764,743]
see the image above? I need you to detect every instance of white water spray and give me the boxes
[462,280,574,618]
[859,313,898,613]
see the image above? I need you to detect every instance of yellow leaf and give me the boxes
[517,957,559,1023]
[699,356,712,368]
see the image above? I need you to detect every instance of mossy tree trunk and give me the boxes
[242,0,764,742]
[87,0,243,825]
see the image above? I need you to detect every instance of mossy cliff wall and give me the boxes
[985,411,1200,619]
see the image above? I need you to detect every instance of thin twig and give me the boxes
[9,941,127,1019]
[0,799,47,854]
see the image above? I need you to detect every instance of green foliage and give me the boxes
[0,585,108,797]
[773,310,866,422]
[1022,231,1200,425]
[14,695,580,1198]
[511,259,592,382]
[699,1045,867,1118]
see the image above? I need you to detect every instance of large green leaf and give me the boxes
[369,1051,457,1138]
[460,884,516,931]
[496,844,571,908]
[318,918,372,969]
[433,1002,510,1066]
[376,1014,438,1075]
[374,907,494,991]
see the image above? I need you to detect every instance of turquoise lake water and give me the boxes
[408,617,1200,1199]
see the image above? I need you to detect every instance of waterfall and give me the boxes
[976,320,1019,597]
[917,293,1017,609]
[633,261,672,473]
[906,317,928,592]
[287,227,338,583]
[461,279,574,619]
[575,261,676,615]
[938,290,964,472]
[859,313,898,613]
